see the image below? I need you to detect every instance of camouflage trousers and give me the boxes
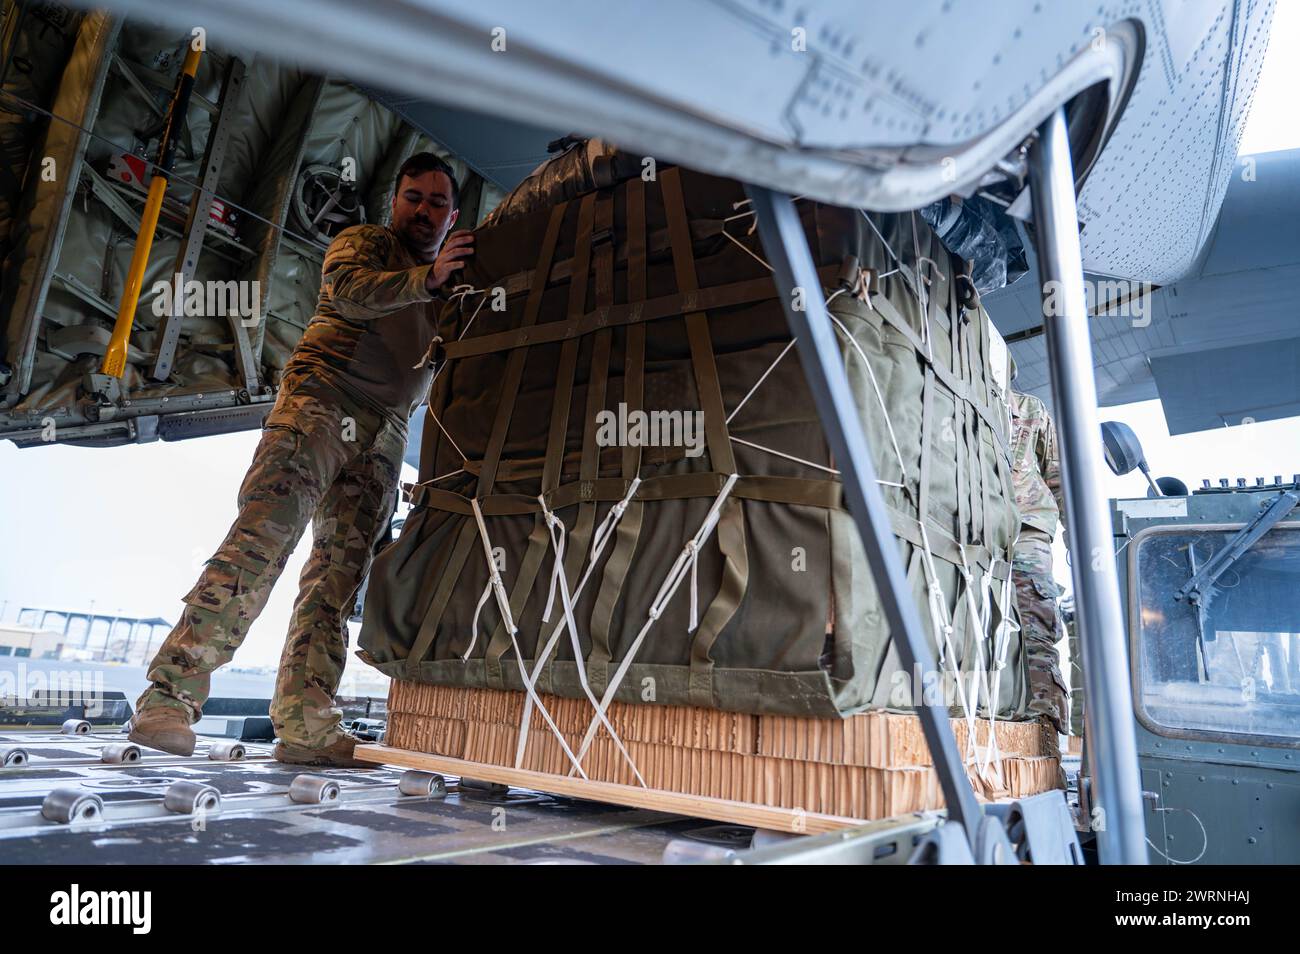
[1066,618,1085,737]
[1012,526,1069,737]
[138,373,405,748]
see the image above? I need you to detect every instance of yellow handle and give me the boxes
[180,44,201,80]
[99,43,203,379]
[101,175,168,377]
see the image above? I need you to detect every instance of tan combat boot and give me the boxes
[128,705,196,757]
[273,733,375,769]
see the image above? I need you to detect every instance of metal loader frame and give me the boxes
[747,106,1146,865]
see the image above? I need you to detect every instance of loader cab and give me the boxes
[1103,427,1300,863]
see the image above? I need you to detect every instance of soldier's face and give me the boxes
[391,170,459,256]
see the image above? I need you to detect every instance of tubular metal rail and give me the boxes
[748,105,1144,864]
[1027,108,1145,865]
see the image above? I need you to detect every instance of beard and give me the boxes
[400,217,441,258]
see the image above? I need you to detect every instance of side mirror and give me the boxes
[1149,476,1189,498]
[1100,421,1146,476]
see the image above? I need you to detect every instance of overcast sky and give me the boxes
[2,8,1297,666]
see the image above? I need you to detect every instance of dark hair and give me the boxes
[395,152,460,209]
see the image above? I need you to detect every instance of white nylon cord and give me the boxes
[520,480,644,702]
[570,475,740,771]
[420,284,495,466]
[729,436,840,476]
[859,209,905,272]
[909,212,931,349]
[724,338,842,477]
[721,228,773,272]
[589,477,642,561]
[726,339,796,425]
[447,283,492,341]
[987,570,1020,770]
[464,497,516,661]
[707,227,977,759]
[731,433,905,487]
[514,479,646,782]
[539,505,567,625]
[720,195,809,271]
[428,414,467,465]
[467,581,494,659]
[410,334,443,372]
[412,286,488,373]
[465,499,589,777]
[829,315,909,488]
[860,209,934,359]
[858,208,1005,769]
[973,562,1005,780]
[436,206,1009,785]
[523,493,648,786]
[957,550,1004,783]
[914,517,980,765]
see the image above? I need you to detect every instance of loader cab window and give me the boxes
[1133,526,1300,744]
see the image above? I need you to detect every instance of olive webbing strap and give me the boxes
[536,192,614,691]
[959,259,981,551]
[405,470,1007,579]
[984,303,1018,562]
[404,202,569,675]
[571,191,617,569]
[439,269,837,362]
[660,168,735,475]
[960,267,984,550]
[412,471,846,513]
[950,257,995,699]
[918,366,936,535]
[464,217,727,306]
[589,177,648,694]
[969,271,996,551]
[660,166,748,707]
[486,194,601,687]
[479,201,572,494]
[902,548,928,673]
[946,249,969,550]
[869,292,1009,460]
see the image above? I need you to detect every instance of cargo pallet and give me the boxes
[359,682,1060,833]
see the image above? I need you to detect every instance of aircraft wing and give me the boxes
[99,0,1273,282]
[986,148,1300,434]
[0,1,1277,448]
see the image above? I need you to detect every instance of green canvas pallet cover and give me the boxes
[360,157,1028,720]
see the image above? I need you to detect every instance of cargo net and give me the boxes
[410,173,1018,791]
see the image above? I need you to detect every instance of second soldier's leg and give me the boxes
[1015,564,1069,736]
[137,424,348,721]
[270,420,403,748]
[1012,529,1069,790]
[1012,530,1069,736]
[1068,617,1085,738]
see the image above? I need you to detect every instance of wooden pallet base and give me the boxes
[355,744,867,834]
[381,683,1061,821]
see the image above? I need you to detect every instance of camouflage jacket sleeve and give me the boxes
[320,225,436,321]
[1038,410,1066,519]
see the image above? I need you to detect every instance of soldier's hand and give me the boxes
[427,231,474,292]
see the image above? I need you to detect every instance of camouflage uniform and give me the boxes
[138,224,442,749]
[1062,596,1085,737]
[1010,390,1070,738]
